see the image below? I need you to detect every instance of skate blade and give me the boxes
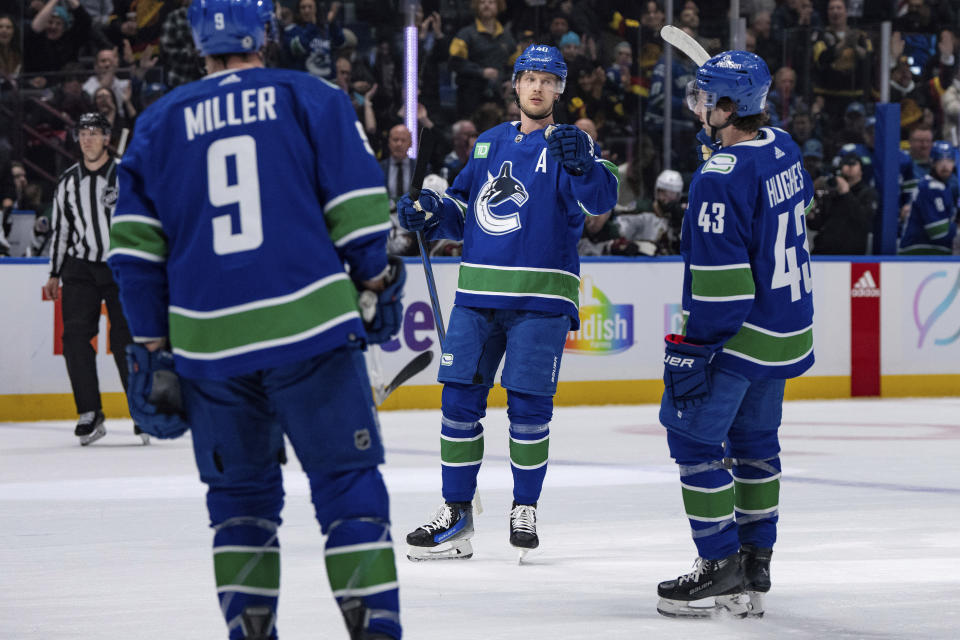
[517,547,536,565]
[407,540,473,561]
[138,433,151,445]
[657,593,749,619]
[79,425,106,446]
[746,591,765,618]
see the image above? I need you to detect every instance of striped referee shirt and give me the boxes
[49,157,119,276]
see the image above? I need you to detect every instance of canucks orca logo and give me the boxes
[475,161,529,235]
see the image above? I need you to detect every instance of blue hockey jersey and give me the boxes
[899,174,957,255]
[108,67,391,379]
[681,126,815,379]
[423,121,619,330]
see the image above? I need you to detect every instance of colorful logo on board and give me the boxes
[913,268,960,348]
[565,277,633,354]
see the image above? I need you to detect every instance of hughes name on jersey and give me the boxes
[108,68,391,379]
[422,121,619,330]
[681,126,815,379]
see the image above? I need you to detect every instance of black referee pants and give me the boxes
[60,256,133,414]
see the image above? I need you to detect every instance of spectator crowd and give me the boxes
[2,0,960,257]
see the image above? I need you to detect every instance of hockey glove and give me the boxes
[663,334,716,410]
[546,124,595,175]
[125,343,189,439]
[397,188,442,232]
[357,255,406,344]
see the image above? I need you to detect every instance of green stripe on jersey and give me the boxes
[734,477,780,512]
[169,276,357,355]
[599,159,620,188]
[441,434,484,465]
[924,219,951,239]
[681,484,735,520]
[214,550,279,591]
[325,544,397,594]
[690,265,755,299]
[325,189,391,245]
[723,323,813,365]
[509,436,549,468]
[110,218,168,259]
[457,263,579,307]
[899,244,953,255]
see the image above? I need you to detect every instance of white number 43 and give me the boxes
[698,202,725,234]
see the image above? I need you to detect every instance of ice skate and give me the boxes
[406,501,474,561]
[656,554,749,618]
[74,411,106,446]
[133,424,150,445]
[509,502,538,563]
[741,544,772,618]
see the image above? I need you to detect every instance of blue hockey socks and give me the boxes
[325,518,401,639]
[440,415,484,503]
[509,423,549,505]
[212,516,281,640]
[507,390,552,505]
[667,431,740,560]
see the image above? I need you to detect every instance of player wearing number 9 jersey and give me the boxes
[655,51,814,620]
[107,0,403,638]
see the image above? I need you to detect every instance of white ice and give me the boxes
[2,398,960,639]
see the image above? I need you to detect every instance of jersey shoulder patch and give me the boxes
[702,152,738,175]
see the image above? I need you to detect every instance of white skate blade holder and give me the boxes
[517,548,533,565]
[407,539,473,561]
[746,591,764,618]
[657,593,750,619]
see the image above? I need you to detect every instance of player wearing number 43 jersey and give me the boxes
[107,0,404,638]
[656,51,814,620]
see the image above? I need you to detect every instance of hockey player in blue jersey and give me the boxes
[106,1,403,638]
[656,51,814,619]
[899,140,958,255]
[396,44,619,562]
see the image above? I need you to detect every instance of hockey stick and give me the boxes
[409,126,446,348]
[660,25,710,66]
[358,294,435,405]
[375,350,434,405]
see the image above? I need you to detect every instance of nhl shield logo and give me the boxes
[354,428,372,451]
[101,186,118,209]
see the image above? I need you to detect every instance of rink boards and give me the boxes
[1,256,958,419]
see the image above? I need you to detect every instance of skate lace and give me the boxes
[678,557,707,585]
[77,411,96,426]
[510,504,537,535]
[422,504,455,533]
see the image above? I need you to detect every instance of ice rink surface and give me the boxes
[2,397,959,639]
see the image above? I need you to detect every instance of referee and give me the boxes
[42,113,145,446]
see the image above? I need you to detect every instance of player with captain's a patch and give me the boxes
[397,44,619,563]
[656,50,815,620]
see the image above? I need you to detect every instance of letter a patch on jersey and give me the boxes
[702,153,737,175]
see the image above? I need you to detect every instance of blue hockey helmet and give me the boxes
[189,0,274,57]
[931,140,956,163]
[513,44,567,93]
[687,50,771,116]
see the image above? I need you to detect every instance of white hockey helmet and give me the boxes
[655,169,683,194]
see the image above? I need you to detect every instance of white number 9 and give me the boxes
[214,12,225,30]
[208,135,263,255]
